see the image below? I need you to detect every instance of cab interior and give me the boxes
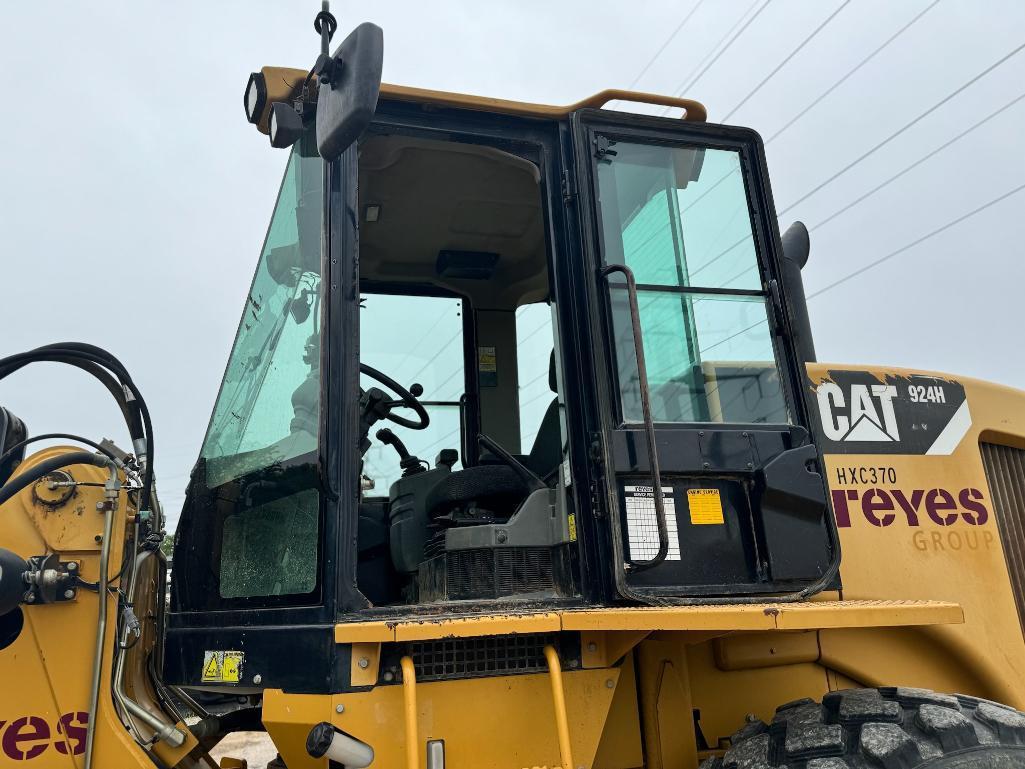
[352,132,578,607]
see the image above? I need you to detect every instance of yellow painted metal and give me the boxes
[263,665,619,769]
[378,84,708,122]
[349,642,381,687]
[592,654,643,769]
[807,364,1025,710]
[544,645,576,769]
[401,657,420,769]
[0,448,205,768]
[581,630,651,668]
[636,639,697,769]
[334,599,961,644]
[713,630,819,670]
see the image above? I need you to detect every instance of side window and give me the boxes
[515,303,556,451]
[196,136,324,600]
[360,294,465,492]
[597,140,788,425]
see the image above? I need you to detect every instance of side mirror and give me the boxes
[316,22,383,161]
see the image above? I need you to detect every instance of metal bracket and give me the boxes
[22,553,79,605]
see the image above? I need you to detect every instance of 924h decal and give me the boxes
[811,371,971,455]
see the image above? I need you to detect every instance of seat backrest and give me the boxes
[523,351,562,480]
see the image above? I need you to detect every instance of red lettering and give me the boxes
[862,489,895,527]
[2,716,50,761]
[959,488,989,525]
[925,489,958,526]
[54,712,88,756]
[890,489,923,526]
[831,489,854,527]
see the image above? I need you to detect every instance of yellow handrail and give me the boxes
[401,656,420,769]
[543,645,575,769]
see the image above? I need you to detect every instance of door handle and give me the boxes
[600,263,670,572]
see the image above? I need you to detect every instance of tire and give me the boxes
[700,687,1025,768]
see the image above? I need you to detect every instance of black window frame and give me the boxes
[572,110,813,435]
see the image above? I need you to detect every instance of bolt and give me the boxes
[94,534,103,543]
[496,530,508,544]
[383,671,395,682]
[67,562,78,572]
[63,589,75,599]
[96,502,105,511]
[335,704,345,714]
[567,659,579,669]
[742,431,749,438]
[24,592,35,604]
[358,657,370,669]
[253,674,262,685]
[746,462,753,469]
[605,679,615,689]
[703,462,710,469]
[587,642,597,653]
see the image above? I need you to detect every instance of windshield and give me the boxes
[178,132,325,603]
[597,140,789,425]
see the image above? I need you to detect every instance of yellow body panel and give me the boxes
[0,449,202,768]
[807,364,1025,709]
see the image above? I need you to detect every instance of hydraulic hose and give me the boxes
[0,451,114,507]
[0,344,155,514]
[0,433,118,467]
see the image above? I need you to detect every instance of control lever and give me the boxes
[477,433,545,493]
[376,428,425,477]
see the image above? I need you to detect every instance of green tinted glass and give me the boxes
[198,136,324,599]
[201,143,324,484]
[598,139,788,425]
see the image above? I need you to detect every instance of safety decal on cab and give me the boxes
[201,650,244,684]
[811,371,971,455]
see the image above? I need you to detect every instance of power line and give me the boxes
[779,41,1025,216]
[721,0,850,123]
[764,0,940,144]
[627,0,708,90]
[808,181,1025,299]
[810,89,1025,232]
[661,0,771,116]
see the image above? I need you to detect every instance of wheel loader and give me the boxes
[1,8,1024,769]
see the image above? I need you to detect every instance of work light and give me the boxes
[269,102,304,148]
[244,72,267,125]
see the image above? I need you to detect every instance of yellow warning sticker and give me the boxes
[687,488,724,525]
[201,650,244,683]
[567,513,577,542]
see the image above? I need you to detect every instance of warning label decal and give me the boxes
[201,650,244,684]
[687,488,725,525]
[625,485,681,561]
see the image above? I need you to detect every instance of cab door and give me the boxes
[571,109,838,602]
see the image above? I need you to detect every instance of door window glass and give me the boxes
[597,139,788,425]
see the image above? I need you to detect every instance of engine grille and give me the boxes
[447,547,555,600]
[980,442,1025,635]
[410,633,559,681]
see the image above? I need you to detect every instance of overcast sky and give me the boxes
[2,0,1023,529]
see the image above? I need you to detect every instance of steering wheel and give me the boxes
[359,363,430,430]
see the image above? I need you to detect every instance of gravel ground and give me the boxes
[209,732,279,768]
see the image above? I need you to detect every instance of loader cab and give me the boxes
[167,92,839,691]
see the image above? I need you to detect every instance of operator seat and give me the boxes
[426,353,561,521]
